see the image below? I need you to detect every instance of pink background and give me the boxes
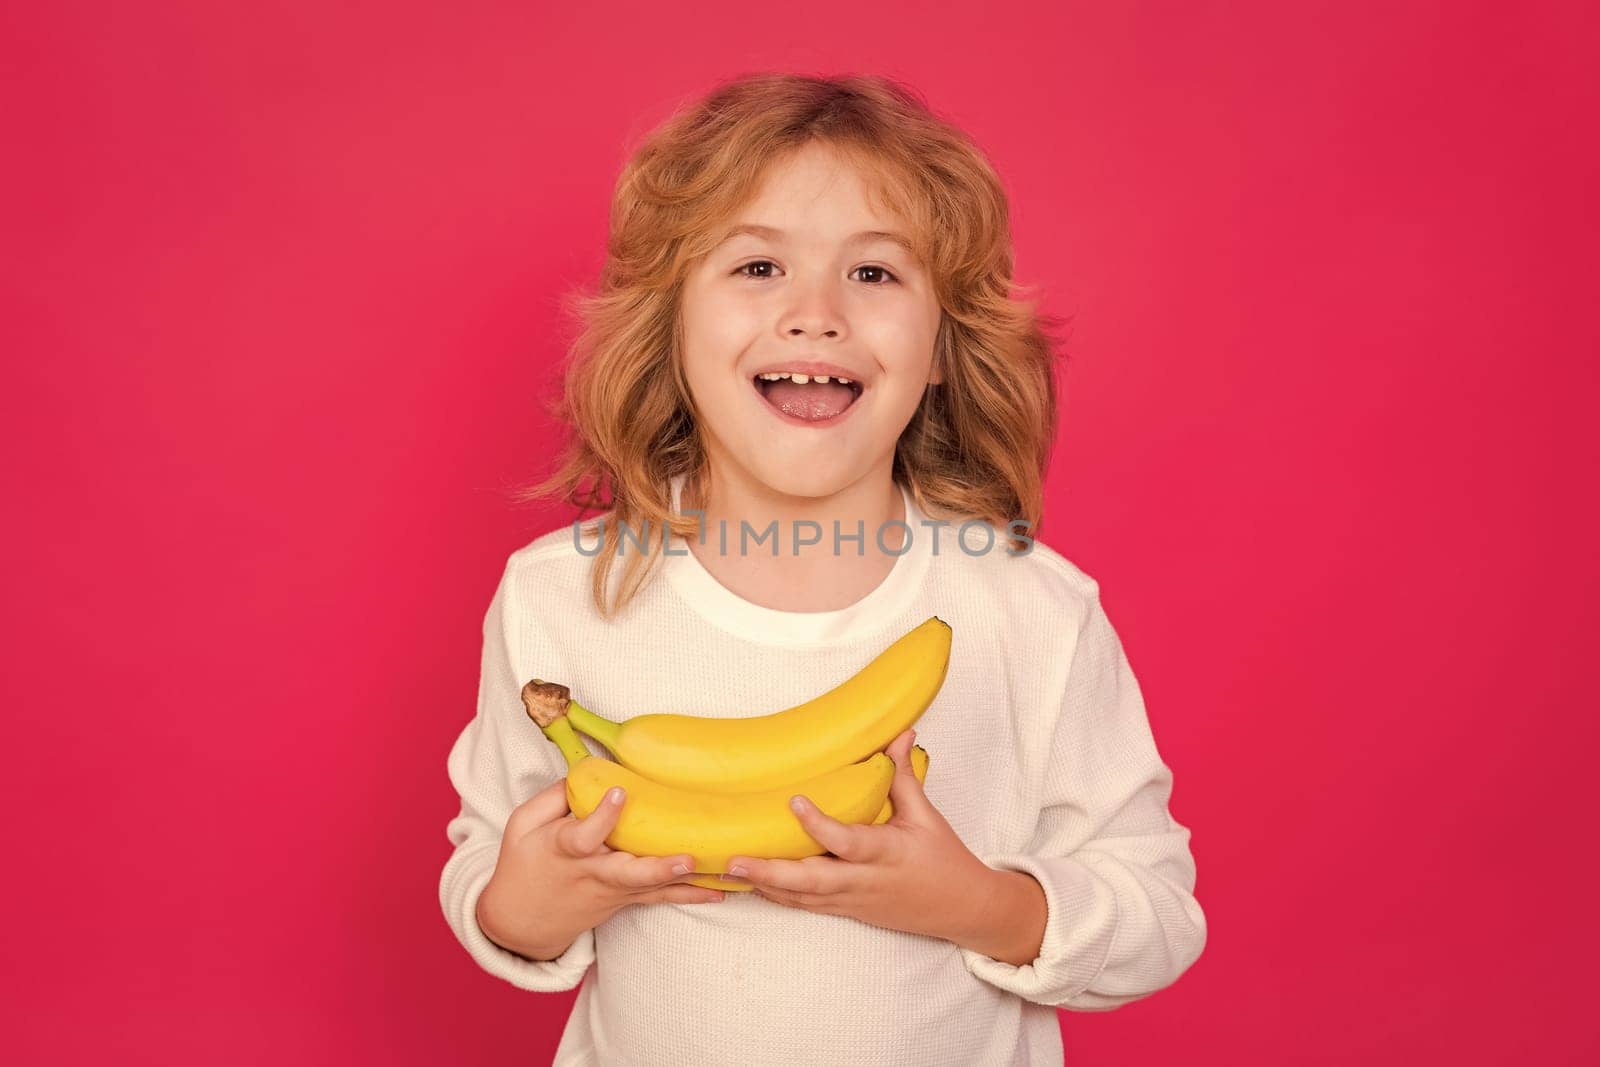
[5,2,1595,1063]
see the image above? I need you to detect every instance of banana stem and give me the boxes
[563,699,622,755]
[519,678,596,769]
[540,715,593,769]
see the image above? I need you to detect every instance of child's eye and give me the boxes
[732,261,899,285]
[852,265,899,285]
[734,260,779,280]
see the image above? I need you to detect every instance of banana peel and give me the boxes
[524,681,927,893]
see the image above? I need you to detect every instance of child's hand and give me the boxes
[478,778,725,960]
[721,729,998,944]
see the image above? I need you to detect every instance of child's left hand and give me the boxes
[722,728,1000,944]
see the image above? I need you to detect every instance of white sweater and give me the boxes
[439,475,1207,1065]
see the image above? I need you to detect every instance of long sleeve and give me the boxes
[961,589,1208,1010]
[438,557,597,991]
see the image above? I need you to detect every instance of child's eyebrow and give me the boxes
[720,223,916,257]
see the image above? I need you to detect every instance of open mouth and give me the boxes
[751,371,865,425]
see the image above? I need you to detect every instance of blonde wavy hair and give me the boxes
[512,72,1070,620]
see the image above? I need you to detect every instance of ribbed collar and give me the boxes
[662,473,933,647]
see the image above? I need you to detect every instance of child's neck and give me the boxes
[679,465,909,614]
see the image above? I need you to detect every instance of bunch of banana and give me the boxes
[519,615,951,892]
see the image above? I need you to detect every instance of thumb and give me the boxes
[566,784,627,856]
[887,730,933,821]
[510,778,572,839]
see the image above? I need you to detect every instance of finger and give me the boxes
[644,884,727,905]
[888,727,915,762]
[786,792,875,862]
[751,886,802,908]
[751,884,828,912]
[597,849,699,890]
[508,778,571,839]
[560,785,627,856]
[724,852,851,894]
[887,730,934,821]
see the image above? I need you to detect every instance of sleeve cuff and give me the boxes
[442,847,596,992]
[958,852,1120,1006]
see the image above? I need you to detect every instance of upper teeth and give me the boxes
[756,372,854,386]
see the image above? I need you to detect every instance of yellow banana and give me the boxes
[679,744,929,891]
[553,615,952,794]
[523,683,898,892]
[681,745,929,891]
[680,746,928,891]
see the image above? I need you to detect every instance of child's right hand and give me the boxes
[477,778,726,961]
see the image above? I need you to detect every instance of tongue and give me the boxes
[763,379,855,421]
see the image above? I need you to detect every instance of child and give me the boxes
[440,73,1206,1065]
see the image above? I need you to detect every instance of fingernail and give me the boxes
[789,795,806,813]
[608,787,624,804]
[672,862,689,876]
[728,864,748,878]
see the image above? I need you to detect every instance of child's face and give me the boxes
[679,141,943,502]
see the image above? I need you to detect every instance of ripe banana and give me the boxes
[679,745,929,891]
[554,615,951,794]
[523,682,903,892]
